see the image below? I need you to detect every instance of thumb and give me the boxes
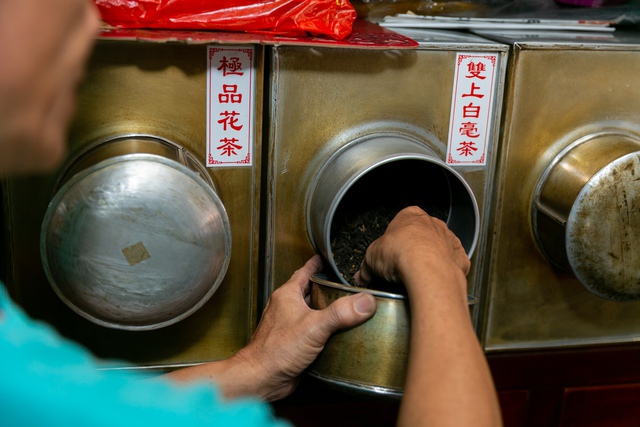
[316,293,377,337]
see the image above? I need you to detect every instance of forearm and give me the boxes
[163,349,271,401]
[398,265,502,427]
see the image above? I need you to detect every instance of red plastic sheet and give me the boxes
[95,0,357,40]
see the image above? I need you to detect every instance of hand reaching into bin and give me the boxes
[355,206,503,427]
[0,0,499,423]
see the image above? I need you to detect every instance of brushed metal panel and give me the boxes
[483,39,640,351]
[264,40,507,330]
[2,41,263,369]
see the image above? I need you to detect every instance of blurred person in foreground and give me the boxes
[0,0,502,426]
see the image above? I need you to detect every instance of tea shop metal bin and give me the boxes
[262,30,508,338]
[1,33,264,370]
[477,30,640,352]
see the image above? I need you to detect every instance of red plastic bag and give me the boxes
[95,0,357,40]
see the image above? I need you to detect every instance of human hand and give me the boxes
[354,206,470,298]
[355,208,500,427]
[235,255,377,401]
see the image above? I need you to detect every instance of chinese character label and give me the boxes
[207,46,255,167]
[446,53,498,166]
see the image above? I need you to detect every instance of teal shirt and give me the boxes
[0,286,289,427]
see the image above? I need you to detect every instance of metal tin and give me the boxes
[533,131,640,301]
[263,36,508,335]
[1,39,264,369]
[309,274,478,397]
[307,133,479,285]
[478,30,640,351]
[41,149,232,330]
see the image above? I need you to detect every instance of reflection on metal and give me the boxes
[263,36,507,394]
[2,40,263,368]
[41,151,232,331]
[306,133,480,285]
[533,132,640,301]
[309,274,479,398]
[481,31,640,351]
[309,273,409,398]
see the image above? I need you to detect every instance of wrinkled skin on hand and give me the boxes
[236,255,377,401]
[355,205,470,294]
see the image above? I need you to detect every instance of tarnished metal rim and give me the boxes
[40,153,232,331]
[307,370,403,400]
[311,273,408,300]
[311,274,479,305]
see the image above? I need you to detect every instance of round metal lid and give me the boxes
[41,153,232,330]
[567,153,640,301]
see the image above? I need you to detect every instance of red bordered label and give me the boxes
[446,52,498,166]
[207,46,255,168]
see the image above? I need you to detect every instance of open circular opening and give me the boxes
[327,157,478,287]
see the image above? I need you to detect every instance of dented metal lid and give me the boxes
[41,153,231,330]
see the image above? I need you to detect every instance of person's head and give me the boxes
[0,0,100,175]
